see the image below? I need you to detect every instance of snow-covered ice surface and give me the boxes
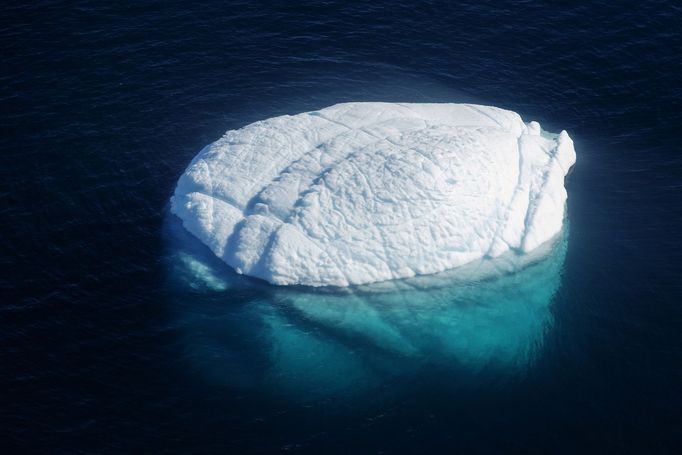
[171,103,575,286]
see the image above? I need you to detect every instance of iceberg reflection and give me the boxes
[163,213,567,399]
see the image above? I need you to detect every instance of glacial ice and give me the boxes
[171,102,575,286]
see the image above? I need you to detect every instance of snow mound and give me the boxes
[171,102,575,286]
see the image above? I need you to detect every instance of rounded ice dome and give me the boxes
[171,103,575,286]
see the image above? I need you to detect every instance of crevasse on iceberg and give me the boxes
[171,103,576,286]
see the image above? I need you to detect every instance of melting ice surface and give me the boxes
[164,213,569,400]
[171,103,575,286]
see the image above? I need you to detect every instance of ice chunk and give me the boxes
[171,103,575,286]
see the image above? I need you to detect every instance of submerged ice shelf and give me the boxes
[163,214,569,397]
[171,103,576,286]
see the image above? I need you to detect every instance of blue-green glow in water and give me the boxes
[163,212,568,401]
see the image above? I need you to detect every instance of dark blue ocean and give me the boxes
[3,1,682,453]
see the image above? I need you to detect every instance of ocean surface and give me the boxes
[3,1,682,453]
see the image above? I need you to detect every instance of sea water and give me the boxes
[4,1,681,452]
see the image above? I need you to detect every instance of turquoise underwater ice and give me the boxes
[164,212,568,400]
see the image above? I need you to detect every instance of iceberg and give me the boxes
[171,103,575,286]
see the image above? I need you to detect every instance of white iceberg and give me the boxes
[171,103,575,286]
